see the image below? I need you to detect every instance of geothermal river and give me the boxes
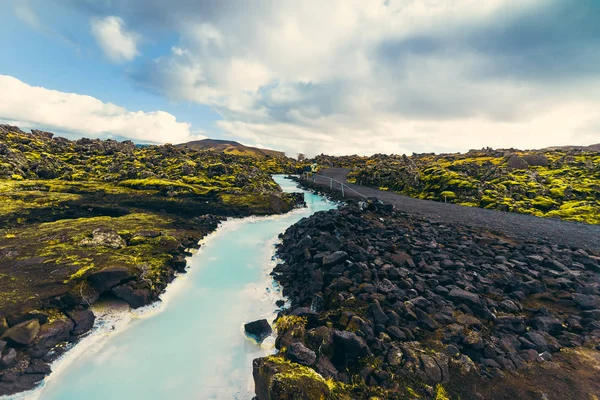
[28,176,334,400]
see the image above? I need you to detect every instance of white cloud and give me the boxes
[90,16,139,63]
[13,2,41,28]
[117,0,599,155]
[13,0,79,48]
[0,75,204,144]
[33,0,600,155]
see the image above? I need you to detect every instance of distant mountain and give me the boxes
[541,143,600,152]
[178,138,285,158]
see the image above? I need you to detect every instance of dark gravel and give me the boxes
[308,168,600,253]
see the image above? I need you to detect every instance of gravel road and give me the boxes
[306,168,600,253]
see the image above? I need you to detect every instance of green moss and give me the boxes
[531,196,558,210]
[119,179,214,195]
[258,356,331,399]
[440,191,456,200]
[435,384,450,400]
[64,263,95,283]
[275,316,308,333]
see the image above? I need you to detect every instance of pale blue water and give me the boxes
[32,176,334,400]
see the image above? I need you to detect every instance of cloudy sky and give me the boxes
[0,0,598,156]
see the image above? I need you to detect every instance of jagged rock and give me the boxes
[245,319,272,343]
[453,354,477,373]
[0,348,17,368]
[28,317,74,358]
[1,320,40,345]
[523,331,549,352]
[369,300,389,326]
[66,309,95,336]
[315,356,338,378]
[253,356,330,400]
[31,129,54,139]
[322,251,348,267]
[112,285,149,309]
[25,359,51,374]
[0,373,45,394]
[287,342,317,366]
[448,288,481,308]
[331,330,370,368]
[573,294,600,310]
[269,200,600,397]
[386,346,403,366]
[419,354,442,383]
[533,316,563,336]
[543,258,567,272]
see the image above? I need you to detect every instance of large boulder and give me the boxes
[1,320,40,345]
[6,311,49,327]
[331,330,370,368]
[87,267,132,293]
[112,285,149,309]
[66,309,95,336]
[26,359,51,374]
[253,356,330,400]
[506,155,528,169]
[28,317,74,358]
[521,154,548,166]
[245,319,272,343]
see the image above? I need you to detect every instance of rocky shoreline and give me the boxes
[253,190,600,399]
[0,216,215,396]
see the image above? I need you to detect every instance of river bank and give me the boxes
[5,176,333,399]
[253,193,600,399]
[0,125,306,396]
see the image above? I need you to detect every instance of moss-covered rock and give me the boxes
[253,356,331,400]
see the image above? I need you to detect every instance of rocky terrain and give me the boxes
[309,147,600,224]
[253,198,600,399]
[0,125,303,395]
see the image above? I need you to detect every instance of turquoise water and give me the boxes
[31,176,334,400]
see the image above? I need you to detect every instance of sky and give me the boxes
[0,0,599,156]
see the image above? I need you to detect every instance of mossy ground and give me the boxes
[0,127,301,316]
[442,347,600,400]
[257,355,393,400]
